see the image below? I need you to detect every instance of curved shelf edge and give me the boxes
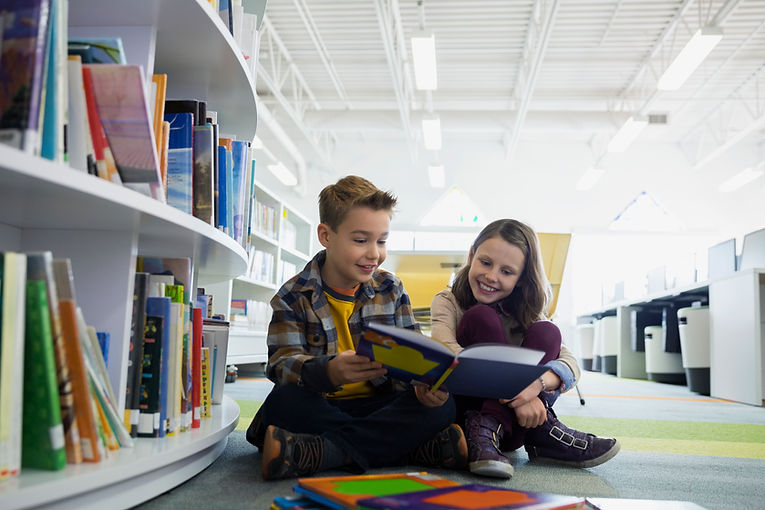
[0,397,240,510]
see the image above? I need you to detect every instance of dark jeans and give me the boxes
[257,383,456,471]
[455,304,561,450]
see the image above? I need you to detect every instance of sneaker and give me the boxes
[261,425,324,480]
[409,424,468,469]
[465,411,514,479]
[524,408,620,468]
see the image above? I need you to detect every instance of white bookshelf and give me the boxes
[0,398,239,510]
[0,0,254,505]
[214,181,313,365]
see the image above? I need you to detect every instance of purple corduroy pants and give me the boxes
[455,304,561,450]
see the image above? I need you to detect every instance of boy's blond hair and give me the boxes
[318,175,397,231]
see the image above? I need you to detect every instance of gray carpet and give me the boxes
[135,371,765,509]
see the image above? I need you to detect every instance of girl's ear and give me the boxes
[467,247,475,263]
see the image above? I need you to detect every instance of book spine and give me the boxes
[126,272,149,437]
[191,307,203,428]
[22,275,66,470]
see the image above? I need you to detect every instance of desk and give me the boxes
[709,268,765,406]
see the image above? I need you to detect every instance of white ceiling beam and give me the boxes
[373,0,417,162]
[503,0,560,162]
[257,18,335,170]
[292,0,351,107]
[681,64,765,170]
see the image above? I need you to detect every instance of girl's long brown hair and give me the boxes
[451,219,551,330]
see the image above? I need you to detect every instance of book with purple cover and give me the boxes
[0,0,50,154]
[357,483,586,510]
[83,64,165,201]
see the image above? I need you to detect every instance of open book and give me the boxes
[357,323,548,399]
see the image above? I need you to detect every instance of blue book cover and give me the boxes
[165,112,194,214]
[40,0,60,161]
[96,331,109,366]
[217,145,229,233]
[231,140,249,243]
[145,296,172,438]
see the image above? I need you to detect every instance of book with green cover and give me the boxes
[296,472,460,510]
[22,273,66,470]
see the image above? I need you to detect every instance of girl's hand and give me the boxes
[510,397,547,428]
[327,350,387,386]
[414,384,449,407]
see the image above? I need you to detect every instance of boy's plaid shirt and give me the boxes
[266,250,419,386]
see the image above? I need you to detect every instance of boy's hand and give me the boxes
[327,350,387,386]
[414,384,449,407]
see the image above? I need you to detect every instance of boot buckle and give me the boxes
[549,425,586,448]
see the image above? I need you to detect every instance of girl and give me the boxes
[430,219,620,479]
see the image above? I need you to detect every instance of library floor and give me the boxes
[136,367,765,510]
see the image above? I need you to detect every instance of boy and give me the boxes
[247,175,467,480]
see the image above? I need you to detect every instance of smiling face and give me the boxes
[467,235,526,305]
[317,205,391,289]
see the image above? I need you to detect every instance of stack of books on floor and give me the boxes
[271,472,588,510]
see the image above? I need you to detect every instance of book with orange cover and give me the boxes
[151,74,167,156]
[53,258,102,463]
[357,483,586,510]
[296,472,460,510]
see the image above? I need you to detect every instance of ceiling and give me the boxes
[252,0,765,237]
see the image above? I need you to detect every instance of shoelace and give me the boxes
[294,437,323,474]
[412,434,443,466]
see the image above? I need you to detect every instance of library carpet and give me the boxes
[136,370,765,510]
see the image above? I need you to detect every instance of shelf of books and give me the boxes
[1,398,238,510]
[0,0,262,506]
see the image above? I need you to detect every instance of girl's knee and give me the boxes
[524,321,562,360]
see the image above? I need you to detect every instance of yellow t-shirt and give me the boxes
[324,284,376,399]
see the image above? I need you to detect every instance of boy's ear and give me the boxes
[317,223,332,248]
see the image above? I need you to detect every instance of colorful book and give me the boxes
[138,310,164,438]
[164,112,194,214]
[40,0,67,162]
[193,123,215,225]
[84,64,164,201]
[0,0,50,154]
[125,272,149,436]
[165,286,184,436]
[22,256,66,471]
[202,318,230,405]
[191,307,203,428]
[67,36,126,64]
[53,258,102,463]
[200,347,211,418]
[272,494,329,510]
[81,66,122,184]
[357,323,547,400]
[0,253,27,479]
[357,484,587,510]
[217,144,230,233]
[296,473,461,510]
[137,256,193,295]
[139,295,171,437]
[66,55,95,173]
[230,139,249,243]
[150,74,167,167]
[27,252,82,464]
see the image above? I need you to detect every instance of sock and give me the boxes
[321,437,351,469]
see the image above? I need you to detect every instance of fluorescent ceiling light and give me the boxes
[428,163,445,188]
[267,161,297,186]
[718,167,764,192]
[411,31,437,90]
[607,116,648,153]
[657,26,723,91]
[576,167,605,191]
[422,115,442,150]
